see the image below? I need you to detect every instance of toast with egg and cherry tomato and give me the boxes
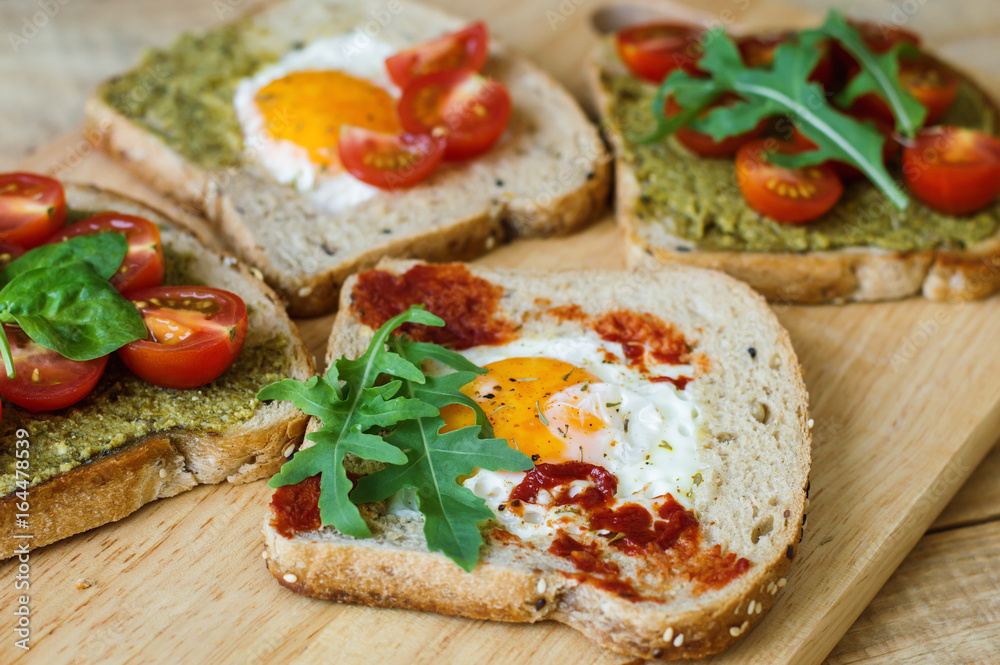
[259,259,811,660]
[588,12,1000,304]
[0,176,313,559]
[84,0,611,318]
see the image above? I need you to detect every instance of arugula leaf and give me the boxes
[819,11,926,137]
[0,262,146,375]
[639,27,910,210]
[0,234,128,288]
[262,307,443,538]
[350,335,532,571]
[260,304,533,570]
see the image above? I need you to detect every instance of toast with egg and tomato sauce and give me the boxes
[588,17,1000,304]
[262,260,810,660]
[0,184,313,559]
[85,0,610,318]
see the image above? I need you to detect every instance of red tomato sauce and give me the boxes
[518,462,750,600]
[351,263,515,349]
[548,305,697,384]
[270,475,322,538]
[509,462,617,509]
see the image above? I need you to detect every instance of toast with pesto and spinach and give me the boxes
[589,12,1000,304]
[0,182,313,559]
[85,0,610,318]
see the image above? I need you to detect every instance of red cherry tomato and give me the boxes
[737,32,833,86]
[665,95,767,158]
[385,22,489,89]
[848,19,921,54]
[735,139,844,224]
[899,57,959,125]
[834,20,923,83]
[397,69,512,160]
[791,115,899,180]
[0,325,108,412]
[850,56,958,128]
[615,22,705,83]
[53,212,165,294]
[117,286,248,389]
[0,173,66,249]
[902,126,1000,215]
[338,127,446,189]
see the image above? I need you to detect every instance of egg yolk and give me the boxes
[440,357,608,463]
[254,70,400,169]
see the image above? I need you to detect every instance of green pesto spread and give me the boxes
[101,23,276,168]
[0,336,289,496]
[0,211,292,496]
[604,72,1000,252]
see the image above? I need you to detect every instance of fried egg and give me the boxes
[233,34,399,213]
[387,333,704,543]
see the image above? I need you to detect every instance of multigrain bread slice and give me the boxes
[263,259,811,660]
[0,184,313,559]
[587,35,1000,304]
[85,0,611,318]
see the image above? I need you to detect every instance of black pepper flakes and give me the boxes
[495,179,504,187]
[748,347,757,359]
[531,454,540,462]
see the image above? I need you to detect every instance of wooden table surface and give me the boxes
[1,1,999,663]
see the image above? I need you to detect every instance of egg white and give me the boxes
[233,34,397,213]
[388,333,705,543]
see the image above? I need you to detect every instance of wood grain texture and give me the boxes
[824,521,1000,665]
[1,0,1000,664]
[933,443,1000,531]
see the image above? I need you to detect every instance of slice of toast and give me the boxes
[262,259,811,660]
[85,0,611,318]
[0,184,314,559]
[587,35,1000,304]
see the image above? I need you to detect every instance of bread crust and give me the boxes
[0,185,313,559]
[587,39,1000,304]
[85,0,611,318]
[262,260,811,660]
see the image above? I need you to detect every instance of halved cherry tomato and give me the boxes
[848,19,921,54]
[0,173,66,249]
[791,114,899,180]
[385,22,489,89]
[53,212,165,294]
[665,95,767,157]
[899,57,959,125]
[737,32,833,86]
[118,286,248,389]
[398,69,511,160]
[338,127,446,189]
[902,126,1000,215]
[850,56,958,128]
[615,22,705,83]
[0,325,108,412]
[834,20,923,83]
[735,139,844,224]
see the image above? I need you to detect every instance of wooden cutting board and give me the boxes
[4,1,1000,663]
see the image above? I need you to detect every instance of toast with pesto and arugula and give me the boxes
[0,175,313,559]
[85,0,610,318]
[589,12,1000,303]
[259,259,810,660]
